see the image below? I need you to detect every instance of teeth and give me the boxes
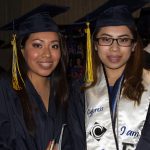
[39,62,52,67]
[107,56,121,63]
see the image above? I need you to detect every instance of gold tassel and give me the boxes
[85,22,93,83]
[11,34,25,90]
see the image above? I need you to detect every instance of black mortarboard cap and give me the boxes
[0,4,69,38]
[95,5,135,28]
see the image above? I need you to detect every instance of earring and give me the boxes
[95,47,98,51]
[132,48,135,52]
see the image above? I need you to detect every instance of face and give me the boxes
[95,26,136,72]
[22,32,61,78]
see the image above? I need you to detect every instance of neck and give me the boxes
[27,72,50,111]
[105,66,125,86]
[28,73,49,90]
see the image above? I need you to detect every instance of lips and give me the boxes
[107,55,121,63]
[38,61,53,69]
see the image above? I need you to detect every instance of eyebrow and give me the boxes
[31,39,60,43]
[99,33,132,38]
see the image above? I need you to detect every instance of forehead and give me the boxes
[97,25,132,37]
[28,31,59,40]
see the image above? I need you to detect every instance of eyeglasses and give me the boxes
[95,37,134,47]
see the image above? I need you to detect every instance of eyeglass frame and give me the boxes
[94,37,135,47]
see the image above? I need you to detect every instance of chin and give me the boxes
[108,64,125,70]
[38,70,54,77]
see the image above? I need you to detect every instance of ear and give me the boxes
[95,45,98,51]
[21,48,25,57]
[132,43,136,52]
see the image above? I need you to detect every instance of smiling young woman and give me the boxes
[0,4,69,150]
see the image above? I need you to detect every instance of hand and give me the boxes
[53,144,58,150]
[46,141,58,150]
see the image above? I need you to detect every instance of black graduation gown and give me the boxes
[136,103,150,150]
[0,74,64,150]
[64,80,86,150]
[66,80,150,150]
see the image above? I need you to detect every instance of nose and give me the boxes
[42,46,51,57]
[110,40,119,52]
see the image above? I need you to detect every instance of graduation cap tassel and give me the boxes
[11,34,25,90]
[85,22,93,83]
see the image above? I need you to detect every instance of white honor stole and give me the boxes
[85,70,150,150]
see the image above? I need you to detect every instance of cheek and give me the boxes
[97,47,108,60]
[24,49,39,62]
[123,50,132,60]
[52,51,61,61]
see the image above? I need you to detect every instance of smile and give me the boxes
[39,62,53,68]
[107,56,121,63]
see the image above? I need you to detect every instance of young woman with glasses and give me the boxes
[66,5,150,150]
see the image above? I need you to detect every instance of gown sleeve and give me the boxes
[0,75,15,150]
[136,104,150,150]
[0,74,37,150]
[64,80,86,150]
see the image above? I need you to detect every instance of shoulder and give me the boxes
[0,70,11,87]
[68,79,85,122]
[142,69,150,87]
[69,79,85,105]
[0,71,18,114]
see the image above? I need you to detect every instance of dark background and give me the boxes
[0,0,149,72]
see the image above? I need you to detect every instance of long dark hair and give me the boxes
[87,26,144,104]
[13,32,68,135]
